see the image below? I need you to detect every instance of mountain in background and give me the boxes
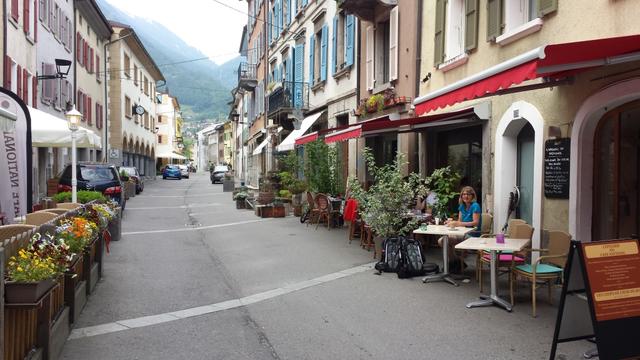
[97,0,241,122]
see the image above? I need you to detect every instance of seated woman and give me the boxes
[438,186,481,263]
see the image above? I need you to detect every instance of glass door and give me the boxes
[593,100,640,241]
[517,123,535,225]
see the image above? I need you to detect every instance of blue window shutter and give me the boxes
[309,35,315,85]
[287,54,293,83]
[346,15,355,67]
[332,16,338,75]
[289,0,294,24]
[276,0,281,36]
[320,25,328,82]
[294,44,304,108]
[279,63,283,82]
[302,0,307,6]
[268,10,273,43]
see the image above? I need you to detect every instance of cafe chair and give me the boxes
[25,211,58,226]
[315,194,331,230]
[0,224,37,243]
[476,218,526,282]
[361,222,376,258]
[305,191,320,227]
[477,222,533,293]
[510,230,571,317]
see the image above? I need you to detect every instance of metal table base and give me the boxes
[466,249,513,312]
[422,235,459,287]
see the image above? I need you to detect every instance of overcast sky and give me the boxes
[104,0,246,65]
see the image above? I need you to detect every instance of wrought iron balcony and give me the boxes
[267,81,309,115]
[237,62,257,90]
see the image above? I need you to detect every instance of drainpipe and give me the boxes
[103,30,133,163]
[415,0,423,101]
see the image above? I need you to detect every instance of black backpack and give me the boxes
[374,237,402,274]
[397,237,427,279]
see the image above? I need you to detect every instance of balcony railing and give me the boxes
[237,62,257,90]
[268,81,309,115]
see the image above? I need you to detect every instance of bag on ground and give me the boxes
[376,237,402,273]
[397,237,427,279]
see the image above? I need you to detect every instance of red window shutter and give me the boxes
[96,55,100,79]
[83,41,88,67]
[76,33,81,63]
[11,0,19,22]
[16,65,22,100]
[89,48,94,73]
[32,76,37,108]
[3,56,11,89]
[33,0,37,41]
[23,0,30,34]
[22,69,28,103]
[87,96,92,125]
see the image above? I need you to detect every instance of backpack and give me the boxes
[397,237,427,279]
[375,237,402,274]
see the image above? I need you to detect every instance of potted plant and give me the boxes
[424,166,462,221]
[366,94,384,113]
[5,247,62,303]
[347,148,427,241]
[233,191,249,209]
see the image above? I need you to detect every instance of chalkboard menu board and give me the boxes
[544,138,570,199]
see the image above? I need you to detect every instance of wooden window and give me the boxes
[389,6,398,81]
[125,96,132,118]
[124,53,131,78]
[133,64,138,85]
[365,25,374,90]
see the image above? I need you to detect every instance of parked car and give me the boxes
[178,164,190,179]
[58,162,126,209]
[162,165,182,180]
[119,166,144,194]
[210,165,229,184]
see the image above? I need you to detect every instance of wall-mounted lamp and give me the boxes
[37,58,72,80]
[153,126,160,134]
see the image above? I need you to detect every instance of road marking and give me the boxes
[122,219,269,235]
[140,193,226,198]
[67,263,375,340]
[126,203,222,210]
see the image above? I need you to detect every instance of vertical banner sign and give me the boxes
[0,88,32,222]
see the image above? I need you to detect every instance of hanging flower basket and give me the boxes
[5,278,57,304]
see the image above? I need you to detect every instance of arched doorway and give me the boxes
[592,100,640,241]
[516,123,535,224]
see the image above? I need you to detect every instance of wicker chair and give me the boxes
[510,230,571,317]
[315,194,331,230]
[42,208,68,215]
[57,202,82,210]
[305,191,320,227]
[0,224,37,242]
[25,212,58,226]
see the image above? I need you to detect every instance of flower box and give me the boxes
[236,199,246,209]
[5,278,57,304]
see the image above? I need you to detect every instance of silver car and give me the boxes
[177,164,190,179]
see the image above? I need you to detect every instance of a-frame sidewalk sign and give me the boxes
[550,239,640,360]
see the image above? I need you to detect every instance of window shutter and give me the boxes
[88,96,92,125]
[39,0,44,21]
[464,0,479,51]
[287,54,293,83]
[289,0,294,24]
[434,0,446,66]
[11,0,19,21]
[320,24,328,82]
[538,0,557,17]
[32,76,37,108]
[48,0,53,28]
[345,15,355,67]
[95,103,100,129]
[276,0,281,36]
[23,0,30,34]
[268,10,272,43]
[3,56,11,89]
[302,0,307,7]
[90,47,94,73]
[309,34,315,85]
[22,69,29,102]
[16,65,22,100]
[96,55,100,79]
[34,0,38,41]
[332,15,338,75]
[76,33,81,63]
[294,44,304,108]
[389,6,399,81]
[84,41,88,67]
[486,0,503,41]
[365,25,374,90]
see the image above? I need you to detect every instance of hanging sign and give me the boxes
[544,138,570,199]
[550,239,640,360]
[0,88,32,222]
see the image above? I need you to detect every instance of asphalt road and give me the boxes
[60,173,592,360]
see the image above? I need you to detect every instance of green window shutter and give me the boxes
[309,35,315,85]
[538,0,558,17]
[320,24,328,82]
[332,15,338,75]
[434,0,446,66]
[486,0,503,42]
[464,0,479,52]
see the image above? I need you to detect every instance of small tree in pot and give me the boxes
[424,166,461,221]
[233,191,249,209]
[347,148,427,240]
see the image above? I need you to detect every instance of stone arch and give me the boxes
[569,77,640,243]
[122,133,128,152]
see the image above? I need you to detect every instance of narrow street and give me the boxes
[60,173,589,360]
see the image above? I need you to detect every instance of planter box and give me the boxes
[236,199,247,209]
[257,192,275,205]
[108,209,122,241]
[223,179,235,192]
[5,278,57,304]
[291,193,303,206]
[125,182,136,199]
[293,205,303,217]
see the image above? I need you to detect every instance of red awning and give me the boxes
[324,125,362,143]
[415,34,640,115]
[294,131,318,145]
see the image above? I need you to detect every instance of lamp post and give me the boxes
[65,106,82,203]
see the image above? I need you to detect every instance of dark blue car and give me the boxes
[162,165,182,180]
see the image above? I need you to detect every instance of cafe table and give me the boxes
[455,236,531,312]
[412,225,474,286]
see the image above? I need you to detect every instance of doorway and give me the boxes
[517,123,535,224]
[592,100,640,241]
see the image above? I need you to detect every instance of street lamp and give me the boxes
[37,58,72,109]
[65,105,82,203]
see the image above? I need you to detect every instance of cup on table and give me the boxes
[496,233,505,244]
[419,223,428,231]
